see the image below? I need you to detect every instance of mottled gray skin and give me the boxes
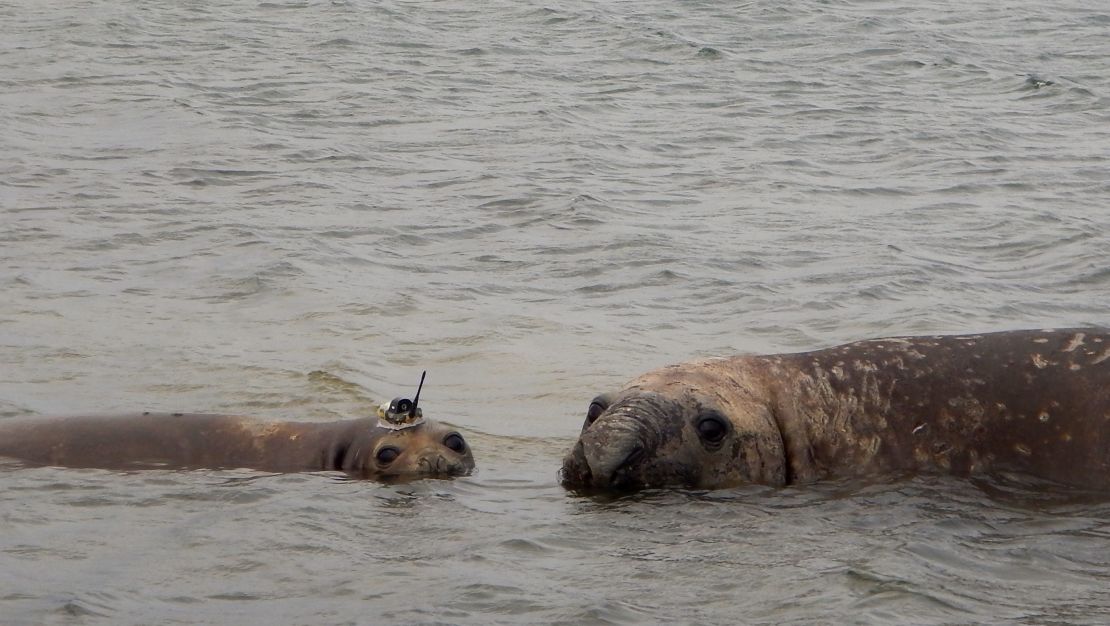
[561,329,1110,491]
[0,413,475,479]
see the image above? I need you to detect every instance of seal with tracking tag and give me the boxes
[377,370,427,430]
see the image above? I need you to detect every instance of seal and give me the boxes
[560,328,1110,491]
[0,412,475,479]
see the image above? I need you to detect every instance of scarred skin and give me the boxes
[0,413,475,479]
[560,328,1110,491]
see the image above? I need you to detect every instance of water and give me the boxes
[2,0,1109,623]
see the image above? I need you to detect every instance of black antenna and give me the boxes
[409,370,426,418]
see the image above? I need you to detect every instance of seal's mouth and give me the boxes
[606,444,645,490]
[361,457,473,482]
[559,448,651,493]
[418,454,471,477]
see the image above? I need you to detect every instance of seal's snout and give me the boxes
[418,453,468,476]
[583,433,643,487]
[559,440,592,487]
[572,418,649,489]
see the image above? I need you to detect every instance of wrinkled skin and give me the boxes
[561,328,1110,492]
[0,413,475,480]
[560,359,787,490]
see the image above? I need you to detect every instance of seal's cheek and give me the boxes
[701,404,788,488]
[669,421,787,489]
[721,431,788,487]
[438,432,476,474]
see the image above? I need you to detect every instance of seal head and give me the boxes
[560,360,787,490]
[340,418,474,479]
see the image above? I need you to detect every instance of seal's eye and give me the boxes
[696,415,729,444]
[585,394,611,427]
[444,433,466,453]
[376,446,401,466]
[586,402,605,426]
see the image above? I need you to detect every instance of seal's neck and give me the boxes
[760,351,916,483]
[319,418,381,472]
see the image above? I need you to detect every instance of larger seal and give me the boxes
[0,413,475,479]
[561,328,1110,491]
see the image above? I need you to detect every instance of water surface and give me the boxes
[2,0,1110,623]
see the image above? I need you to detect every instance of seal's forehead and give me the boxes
[620,358,771,420]
[376,420,449,442]
[625,358,743,392]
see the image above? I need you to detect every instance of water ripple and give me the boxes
[2,0,1109,622]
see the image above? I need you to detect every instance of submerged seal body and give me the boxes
[561,328,1110,491]
[0,413,475,479]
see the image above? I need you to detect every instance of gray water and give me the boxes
[2,0,1109,623]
